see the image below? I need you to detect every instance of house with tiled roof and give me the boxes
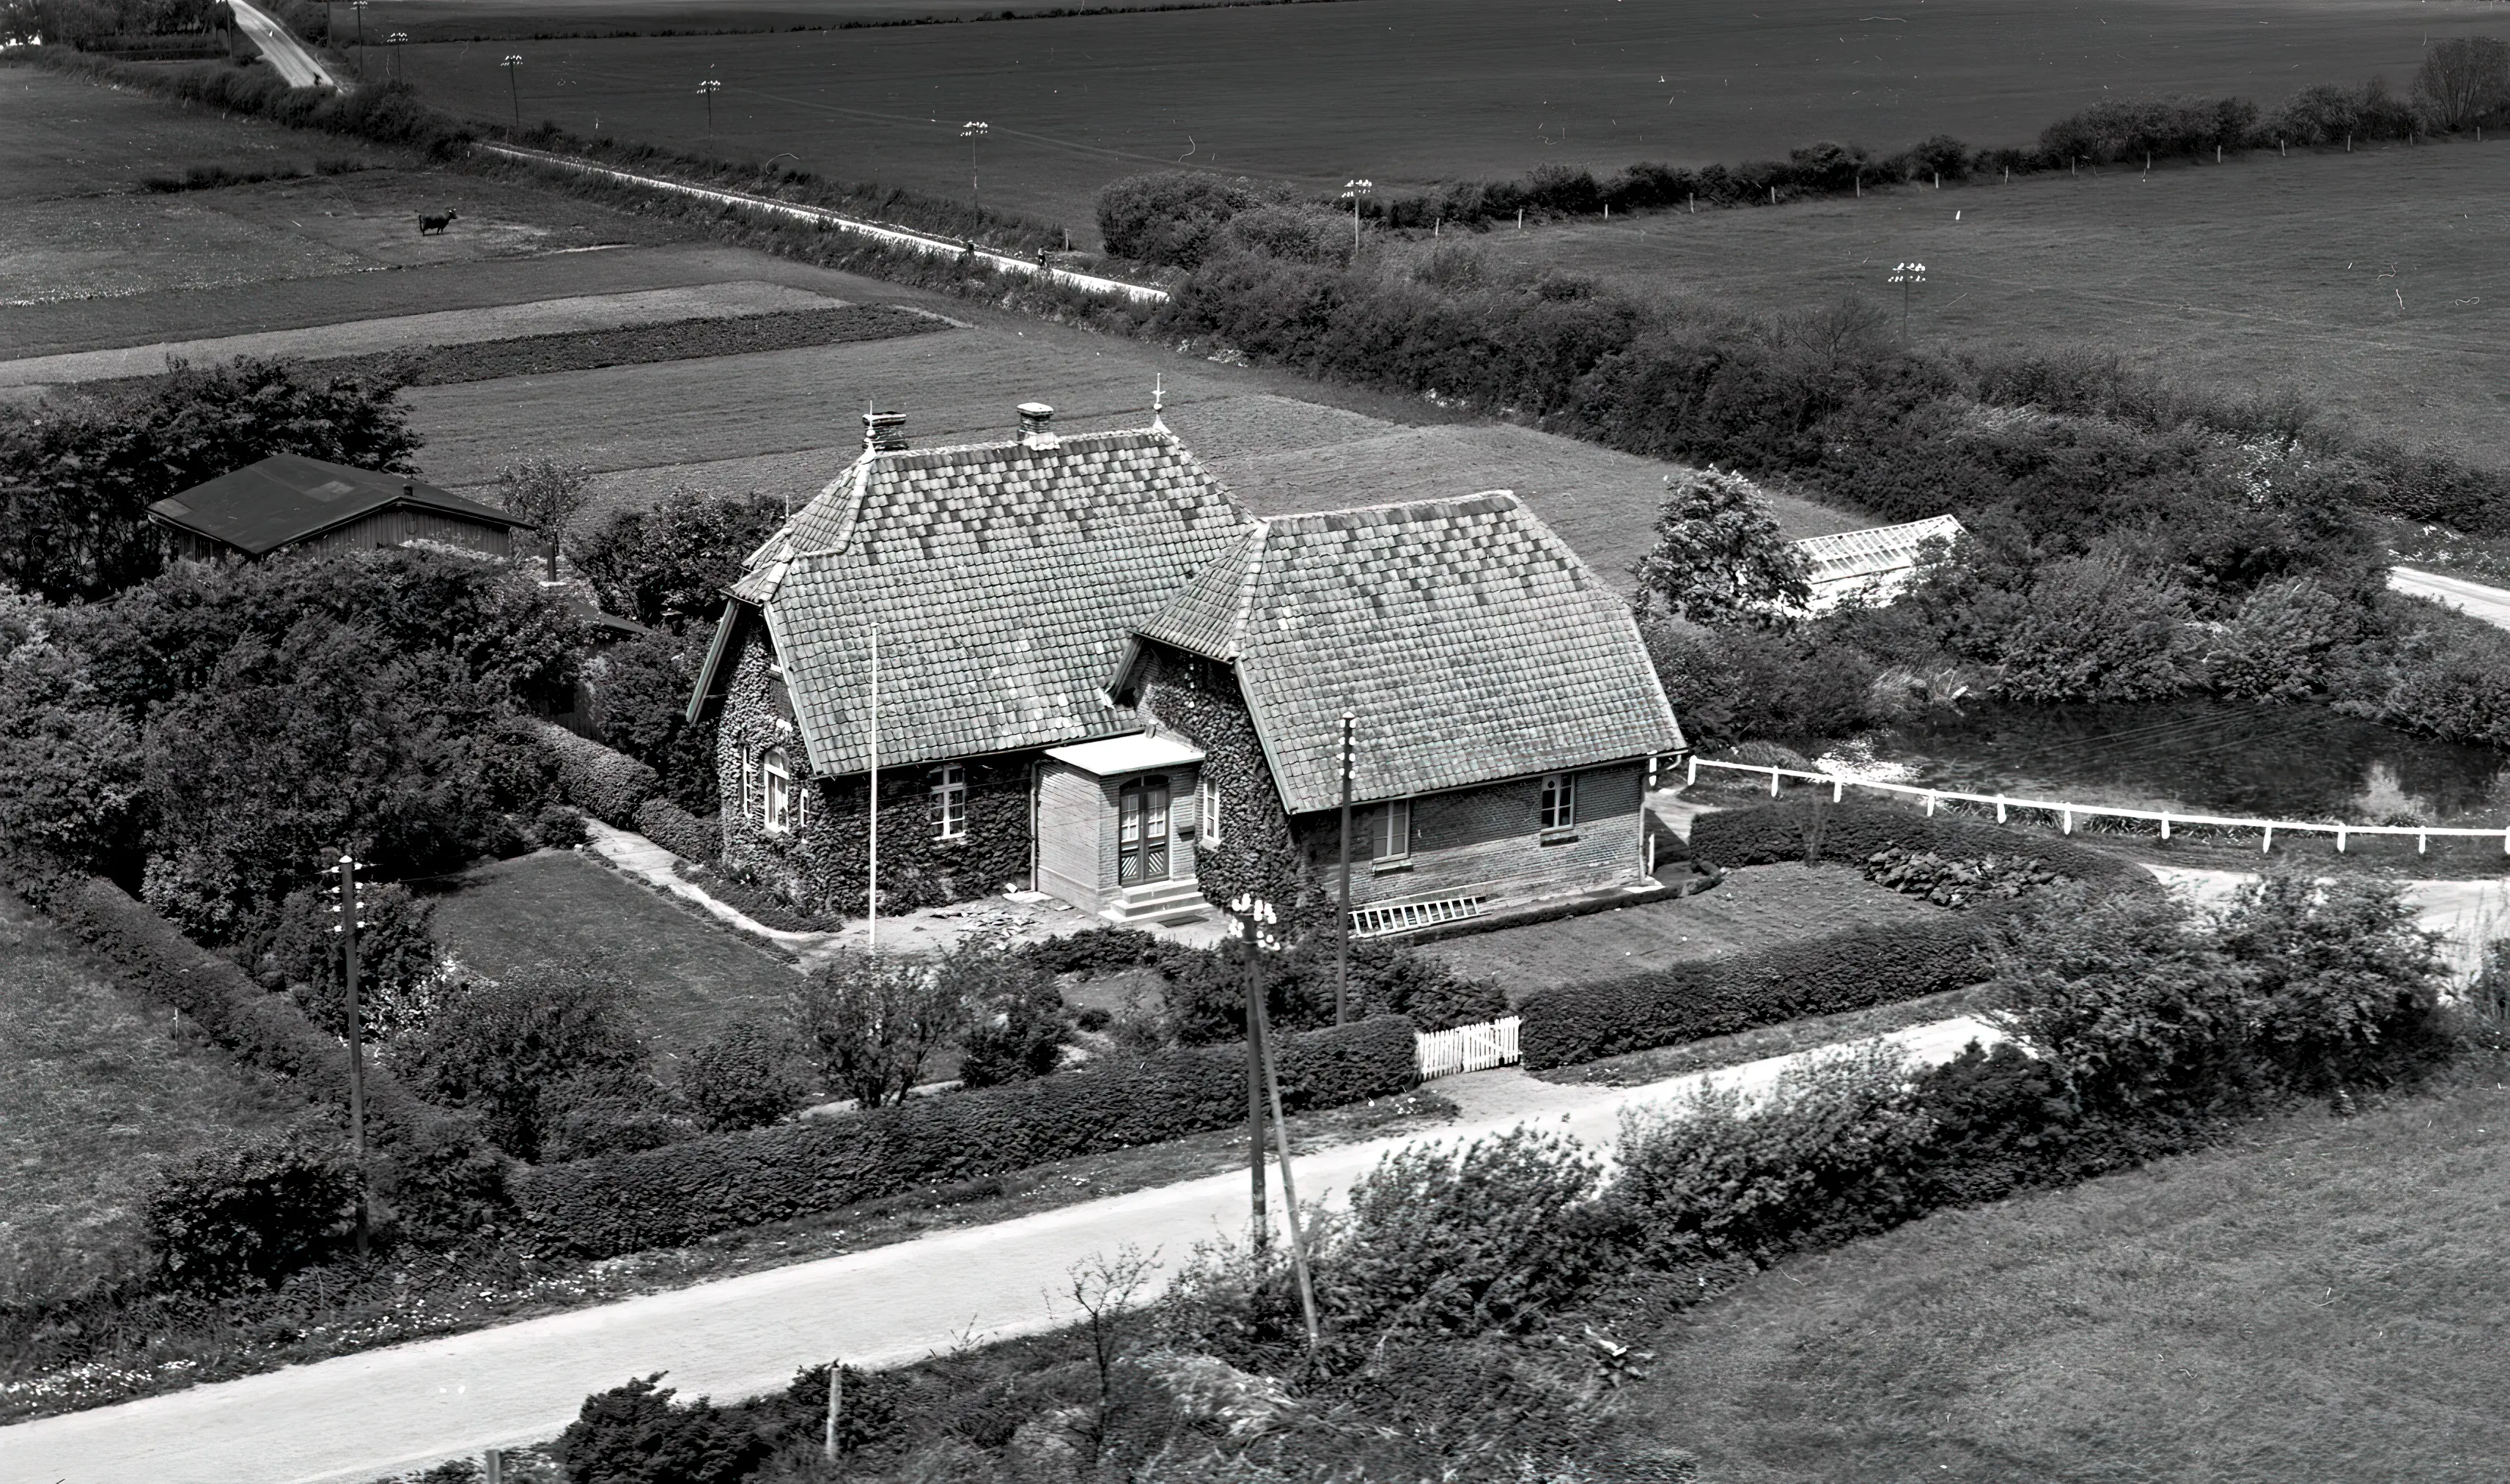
[686,404,1684,929]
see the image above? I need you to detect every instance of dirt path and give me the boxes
[0,1015,1999,1484]
[2391,566,2510,633]
[0,282,841,388]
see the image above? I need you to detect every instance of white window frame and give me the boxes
[1538,772,1577,834]
[762,747,795,834]
[1199,775,1223,849]
[1374,797,1412,865]
[737,744,757,819]
[931,762,968,841]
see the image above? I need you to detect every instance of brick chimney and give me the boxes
[863,410,908,452]
[1017,402,1059,451]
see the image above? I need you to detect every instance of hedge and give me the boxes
[633,797,719,863]
[535,720,657,826]
[1685,800,2154,891]
[512,1014,1418,1257]
[1516,915,1995,1071]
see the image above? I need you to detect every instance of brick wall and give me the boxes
[715,623,1036,914]
[1290,763,1649,910]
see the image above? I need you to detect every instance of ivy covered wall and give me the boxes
[1132,641,1322,921]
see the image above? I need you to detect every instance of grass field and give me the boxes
[0,891,312,1310]
[394,0,2497,235]
[0,62,396,205]
[1420,863,1944,996]
[1483,140,2510,469]
[356,0,1342,42]
[1618,1066,2510,1483]
[420,849,804,1062]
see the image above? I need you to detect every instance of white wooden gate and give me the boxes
[1415,1016,1522,1079]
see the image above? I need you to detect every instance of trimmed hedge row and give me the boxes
[1516,915,1994,1071]
[512,1014,1418,1257]
[634,797,720,863]
[535,720,657,826]
[1685,800,2154,890]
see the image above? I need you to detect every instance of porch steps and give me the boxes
[1102,878,1211,927]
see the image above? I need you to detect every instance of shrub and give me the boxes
[0,593,141,874]
[788,950,968,1108]
[553,1374,770,1484]
[1984,553,2198,702]
[1644,620,1882,748]
[633,797,718,862]
[1026,926,1171,978]
[536,721,658,826]
[566,487,784,634]
[1516,914,1992,1070]
[1685,800,2151,891]
[1096,171,1259,267]
[1858,846,2068,909]
[2207,575,2355,700]
[1160,936,1505,1043]
[537,802,591,849]
[394,959,657,1162]
[946,938,1074,1090]
[274,882,445,1042]
[144,1136,360,1293]
[595,633,718,814]
[680,1023,809,1132]
[511,1016,1417,1257]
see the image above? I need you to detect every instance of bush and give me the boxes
[144,1136,360,1293]
[680,1022,809,1132]
[566,487,784,635]
[1096,171,1259,267]
[633,797,718,863]
[946,938,1074,1090]
[537,802,591,849]
[1685,800,2152,891]
[273,882,445,1042]
[594,633,718,814]
[1858,846,2068,909]
[788,950,968,1109]
[536,721,658,826]
[394,959,660,1162]
[2207,575,2355,700]
[553,1374,770,1484]
[1516,914,1992,1070]
[512,1016,1417,1257]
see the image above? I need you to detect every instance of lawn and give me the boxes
[1486,140,2510,470]
[1616,1067,2510,1483]
[0,890,312,1310]
[394,0,2486,236]
[420,849,805,1062]
[1419,862,1946,997]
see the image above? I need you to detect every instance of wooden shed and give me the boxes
[147,453,528,563]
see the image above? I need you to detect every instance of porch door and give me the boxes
[1117,775,1171,885]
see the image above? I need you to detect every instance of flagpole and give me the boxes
[866,621,879,953]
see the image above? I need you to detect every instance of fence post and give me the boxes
[1832,775,1843,803]
[2336,823,2347,854]
[2060,807,2072,834]
[2420,830,2429,855]
[1769,767,1780,797]
[2160,813,2171,841]
[1995,795,2007,824]
[1924,791,1937,817]
[2261,824,2273,854]
[485,1450,504,1484]
[1687,754,1698,787]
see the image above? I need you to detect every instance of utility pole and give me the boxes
[1335,709,1353,1025]
[960,120,989,211]
[823,1362,843,1460]
[501,54,523,133]
[333,852,369,1257]
[697,75,721,137]
[1234,895,1272,1252]
[1888,260,1926,342]
[386,31,406,84]
[866,621,880,953]
[349,0,367,75]
[1250,964,1322,1352]
[1341,178,1372,254]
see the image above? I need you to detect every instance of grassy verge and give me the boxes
[1616,1052,2510,1483]
[0,1083,1457,1423]
[0,891,312,1313]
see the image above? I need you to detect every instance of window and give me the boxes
[762,747,795,833]
[1198,775,1223,848]
[737,745,757,819]
[1538,772,1576,833]
[1374,797,1412,863]
[930,763,968,841]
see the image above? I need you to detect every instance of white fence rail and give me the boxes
[476,144,1173,306]
[1416,1016,1522,1079]
[1688,756,2510,857]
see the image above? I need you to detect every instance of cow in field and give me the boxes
[418,210,459,235]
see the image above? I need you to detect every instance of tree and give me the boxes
[274,882,446,1044]
[588,631,717,813]
[2415,36,2510,130]
[496,457,596,581]
[1630,467,1813,628]
[787,952,965,1109]
[0,587,140,872]
[2213,872,2445,1092]
[567,487,782,633]
[0,356,418,601]
[1094,171,1258,267]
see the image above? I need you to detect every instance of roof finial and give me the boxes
[1150,374,1167,433]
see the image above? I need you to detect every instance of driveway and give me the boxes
[2390,566,2510,632]
[0,1016,1999,1484]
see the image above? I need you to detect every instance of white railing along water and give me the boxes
[1686,756,2510,857]
[1416,1015,1522,1079]
[476,144,1172,306]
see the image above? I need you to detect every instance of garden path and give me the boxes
[0,1015,2000,1484]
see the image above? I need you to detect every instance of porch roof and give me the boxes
[1045,733,1207,777]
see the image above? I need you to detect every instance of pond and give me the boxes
[1837,699,2509,826]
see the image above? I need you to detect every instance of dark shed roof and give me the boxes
[147,453,528,557]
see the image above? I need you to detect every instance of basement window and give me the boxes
[931,763,968,841]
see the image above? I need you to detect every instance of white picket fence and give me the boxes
[1688,756,2510,857]
[1416,1015,1522,1079]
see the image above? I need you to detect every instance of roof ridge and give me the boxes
[1262,490,1521,531]
[860,424,1171,468]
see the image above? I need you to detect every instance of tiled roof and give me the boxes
[743,427,1251,776]
[145,453,524,556]
[1132,494,1685,814]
